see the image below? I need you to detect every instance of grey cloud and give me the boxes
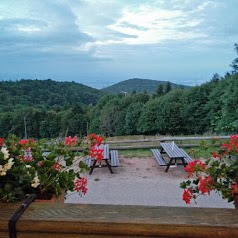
[119,21,149,31]
[107,29,138,39]
[0,1,96,59]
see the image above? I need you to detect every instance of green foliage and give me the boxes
[155,84,164,97]
[164,81,172,94]
[181,83,213,134]
[138,98,161,134]
[0,79,103,112]
[124,102,144,135]
[89,70,238,137]
[0,134,91,202]
[181,135,238,204]
[230,43,238,73]
[0,79,104,138]
[156,89,186,135]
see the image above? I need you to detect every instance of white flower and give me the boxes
[3,158,15,170]
[26,165,31,168]
[0,165,4,176]
[0,171,6,176]
[1,147,9,160]
[31,173,40,188]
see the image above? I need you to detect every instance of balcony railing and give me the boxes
[1,202,238,238]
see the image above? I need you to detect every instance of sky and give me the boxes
[0,0,237,89]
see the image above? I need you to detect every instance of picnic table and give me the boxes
[83,144,120,174]
[160,142,188,172]
[88,144,114,174]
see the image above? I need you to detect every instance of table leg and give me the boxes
[165,158,173,172]
[89,160,97,174]
[181,158,186,168]
[105,159,114,174]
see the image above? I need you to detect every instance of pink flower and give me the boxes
[37,161,43,167]
[64,136,77,146]
[22,148,34,162]
[52,163,61,171]
[74,177,88,195]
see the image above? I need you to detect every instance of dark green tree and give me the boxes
[165,81,172,94]
[156,89,186,135]
[124,102,144,135]
[230,43,238,74]
[156,84,164,97]
[138,98,161,134]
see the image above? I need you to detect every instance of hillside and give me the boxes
[0,79,104,112]
[100,78,190,94]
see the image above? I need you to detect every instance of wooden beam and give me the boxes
[1,203,238,237]
[106,136,230,144]
[109,144,200,150]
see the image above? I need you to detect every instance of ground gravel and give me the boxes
[65,157,234,209]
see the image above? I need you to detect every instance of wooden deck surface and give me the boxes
[1,202,238,237]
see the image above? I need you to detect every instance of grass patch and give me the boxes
[119,149,153,158]
[118,146,220,159]
[184,147,217,159]
[114,137,226,159]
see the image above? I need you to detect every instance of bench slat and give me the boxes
[83,156,93,167]
[179,149,193,163]
[151,149,167,166]
[110,150,120,167]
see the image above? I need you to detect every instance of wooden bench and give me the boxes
[151,149,167,166]
[42,151,51,157]
[110,150,120,167]
[179,149,193,163]
[83,156,93,168]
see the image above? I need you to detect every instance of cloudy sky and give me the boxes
[0,0,237,89]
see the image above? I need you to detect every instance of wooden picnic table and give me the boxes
[160,142,187,172]
[89,144,114,174]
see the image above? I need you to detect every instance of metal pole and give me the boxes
[24,116,27,139]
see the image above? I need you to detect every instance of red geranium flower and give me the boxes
[184,160,206,177]
[198,176,214,194]
[64,136,77,146]
[0,138,4,146]
[74,177,88,195]
[182,188,193,204]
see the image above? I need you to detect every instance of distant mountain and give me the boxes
[100,78,190,94]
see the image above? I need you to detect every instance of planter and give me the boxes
[34,189,65,203]
[233,193,238,209]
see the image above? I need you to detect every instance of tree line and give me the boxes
[0,44,237,139]
[88,44,238,136]
[88,72,238,136]
[0,79,102,138]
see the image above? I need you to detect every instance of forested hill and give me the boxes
[101,78,190,94]
[0,79,104,112]
[89,72,238,136]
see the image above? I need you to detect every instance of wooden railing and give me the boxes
[1,202,238,238]
[106,136,230,150]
